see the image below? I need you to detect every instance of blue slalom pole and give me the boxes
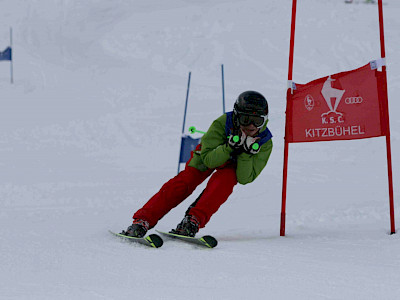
[221,64,225,114]
[10,27,13,84]
[178,72,192,174]
[181,72,191,134]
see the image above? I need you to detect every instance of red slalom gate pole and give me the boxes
[378,0,395,234]
[287,0,297,82]
[280,138,289,236]
[280,0,297,237]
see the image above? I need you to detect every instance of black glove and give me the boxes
[243,136,261,155]
[228,130,246,150]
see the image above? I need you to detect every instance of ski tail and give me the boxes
[156,230,218,248]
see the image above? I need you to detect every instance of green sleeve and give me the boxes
[200,115,234,169]
[236,139,273,185]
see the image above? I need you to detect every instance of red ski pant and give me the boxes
[132,161,238,228]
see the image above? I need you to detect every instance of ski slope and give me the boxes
[1,0,399,299]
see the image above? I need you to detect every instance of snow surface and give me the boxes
[1,0,400,299]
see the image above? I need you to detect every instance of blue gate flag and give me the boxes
[179,135,201,163]
[0,47,12,61]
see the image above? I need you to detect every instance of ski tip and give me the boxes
[201,235,218,248]
[147,234,164,248]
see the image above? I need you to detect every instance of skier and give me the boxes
[122,91,273,238]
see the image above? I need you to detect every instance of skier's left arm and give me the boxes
[235,139,273,185]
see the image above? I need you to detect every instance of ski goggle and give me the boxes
[237,114,267,128]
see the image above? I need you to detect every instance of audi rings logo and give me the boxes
[345,97,363,104]
[304,94,315,111]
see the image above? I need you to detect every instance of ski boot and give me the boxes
[121,219,149,238]
[171,215,200,237]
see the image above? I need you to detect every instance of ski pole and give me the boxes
[188,126,206,135]
[188,126,259,151]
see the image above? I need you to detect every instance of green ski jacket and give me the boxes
[188,113,273,185]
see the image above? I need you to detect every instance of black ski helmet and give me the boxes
[233,91,268,126]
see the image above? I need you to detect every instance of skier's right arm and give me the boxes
[200,117,233,169]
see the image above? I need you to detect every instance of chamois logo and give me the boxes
[320,76,345,124]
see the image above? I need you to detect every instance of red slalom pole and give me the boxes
[280,0,297,237]
[280,138,289,236]
[378,0,395,234]
[287,0,297,84]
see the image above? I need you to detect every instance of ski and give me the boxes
[156,230,218,248]
[109,230,163,248]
